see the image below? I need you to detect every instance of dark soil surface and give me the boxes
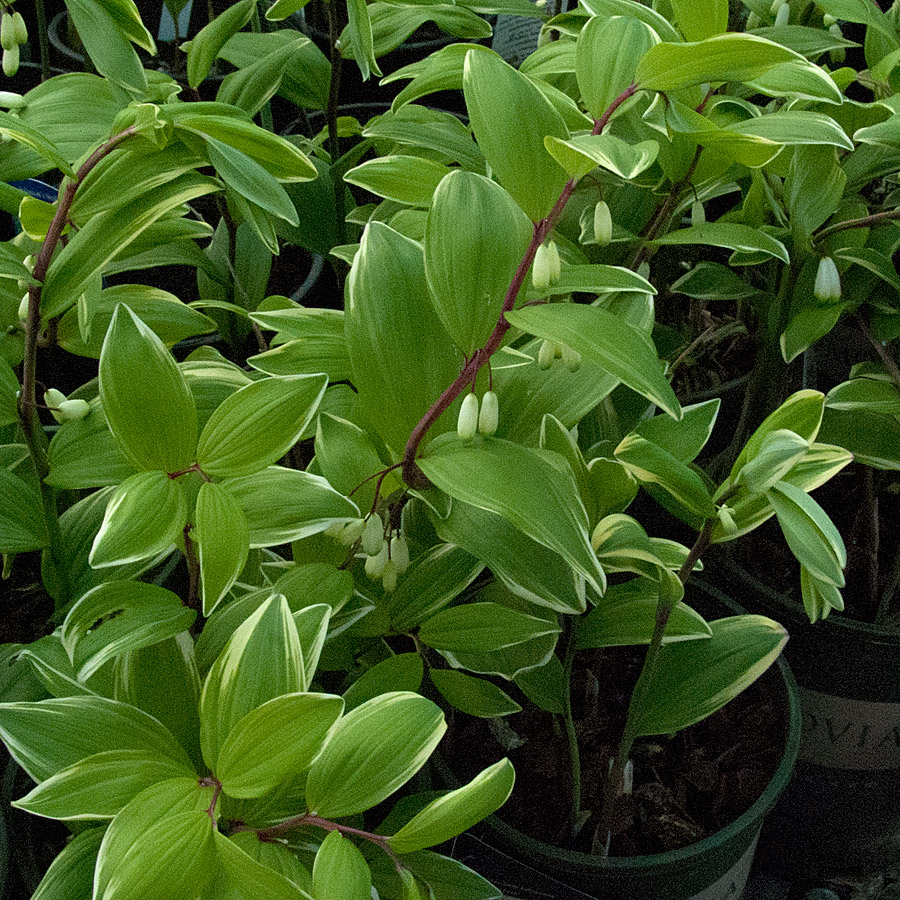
[448,647,787,858]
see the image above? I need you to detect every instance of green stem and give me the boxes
[594,513,720,857]
[401,83,640,488]
[16,127,137,606]
[813,207,900,244]
[561,617,582,838]
[34,0,51,81]
[857,311,900,392]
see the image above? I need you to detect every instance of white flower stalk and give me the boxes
[390,535,410,574]
[532,242,552,292]
[55,399,90,422]
[593,201,613,246]
[17,292,28,321]
[2,45,19,77]
[361,513,384,557]
[547,240,561,284]
[0,14,14,52]
[691,199,705,227]
[814,256,841,303]
[478,390,499,436]
[365,539,389,580]
[457,392,479,441]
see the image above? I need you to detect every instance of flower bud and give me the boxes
[547,240,561,284]
[593,200,612,246]
[361,513,384,557]
[11,11,26,45]
[382,559,399,592]
[532,243,551,292]
[746,10,762,28]
[537,26,553,48]
[0,90,24,109]
[390,534,410,574]
[324,521,346,539]
[478,390,499,436]
[717,505,738,536]
[23,254,34,271]
[637,261,650,281]
[770,0,785,15]
[338,517,367,546]
[0,15,14,52]
[691,199,705,227]
[561,343,582,372]
[831,45,845,64]
[43,388,66,409]
[457,391,479,441]
[814,256,841,303]
[17,292,28,321]
[2,45,19,77]
[823,12,838,25]
[774,2,789,25]
[55,399,90,422]
[365,539,389,579]
[537,339,557,370]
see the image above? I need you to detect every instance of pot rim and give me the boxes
[446,579,802,874]
[715,553,900,645]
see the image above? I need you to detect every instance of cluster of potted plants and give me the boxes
[1,0,900,897]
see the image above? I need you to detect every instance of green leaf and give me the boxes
[463,50,568,221]
[61,582,194,680]
[671,262,757,301]
[768,480,846,586]
[615,434,715,518]
[390,758,515,853]
[800,565,844,623]
[224,466,359,547]
[99,809,216,900]
[636,35,800,90]
[544,134,659,181]
[30,827,104,900]
[419,602,560,653]
[0,696,192,783]
[575,15,657,120]
[196,374,326,478]
[736,429,810,494]
[670,0,727,40]
[346,0,380,80]
[403,852,502,900]
[520,264,656,300]
[424,171,533,355]
[216,692,343,798]
[505,304,680,419]
[418,439,606,594]
[203,136,299,224]
[730,390,825,480]
[820,407,900,470]
[650,223,789,263]
[344,655,424,711]
[514,656,566,714]
[89,471,188,568]
[66,0,147,92]
[98,304,198,473]
[12,749,193,821]
[746,59,842,104]
[347,223,462,454]
[345,156,452,207]
[187,0,255,87]
[42,174,220,319]
[194,481,250,616]
[312,831,371,900]
[731,111,852,150]
[429,669,522,718]
[635,615,787,735]
[306,692,446,818]
[212,831,313,899]
[634,399,719,463]
[200,595,304,770]
[576,579,710,649]
[580,0,681,41]
[827,377,900,413]
[0,468,49,551]
[94,778,216,900]
[834,246,900,293]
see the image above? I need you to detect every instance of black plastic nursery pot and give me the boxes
[436,581,802,900]
[708,557,900,877]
